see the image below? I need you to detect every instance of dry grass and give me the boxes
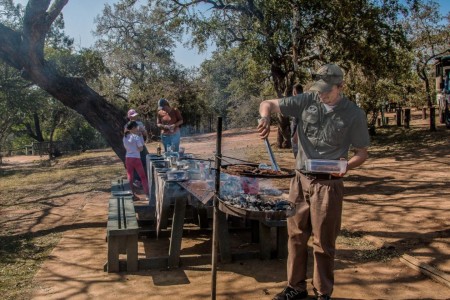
[0,150,123,300]
[337,229,399,263]
[0,150,123,209]
[0,233,60,300]
[369,125,450,158]
[0,117,448,299]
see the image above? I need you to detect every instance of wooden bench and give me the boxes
[106,196,139,272]
[111,179,132,196]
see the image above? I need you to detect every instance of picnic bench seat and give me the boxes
[106,195,139,273]
[111,179,132,196]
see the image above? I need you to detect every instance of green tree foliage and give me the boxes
[94,0,213,136]
[162,0,410,146]
[56,114,108,151]
[344,46,417,128]
[94,1,180,106]
[402,0,450,130]
[198,48,269,129]
[0,1,128,161]
[0,58,107,156]
[173,71,210,134]
[0,61,32,153]
[0,2,113,157]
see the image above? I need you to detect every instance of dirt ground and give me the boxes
[2,110,450,299]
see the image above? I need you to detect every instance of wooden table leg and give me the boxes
[259,222,271,260]
[251,220,259,243]
[107,235,120,273]
[277,226,288,259]
[217,210,231,263]
[127,234,138,272]
[168,197,187,268]
[159,197,170,231]
[156,175,172,236]
[198,206,209,228]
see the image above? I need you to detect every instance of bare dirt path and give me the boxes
[1,155,47,168]
[4,110,449,299]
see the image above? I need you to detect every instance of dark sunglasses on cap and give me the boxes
[312,73,342,81]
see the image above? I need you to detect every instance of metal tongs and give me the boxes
[258,117,281,171]
[263,137,280,172]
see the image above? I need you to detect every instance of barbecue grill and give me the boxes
[211,117,295,299]
[221,163,295,178]
[218,193,295,221]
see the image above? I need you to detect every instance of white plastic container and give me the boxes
[304,159,347,174]
[176,161,189,170]
[166,170,189,181]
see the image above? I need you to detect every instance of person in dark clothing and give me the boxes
[258,64,370,300]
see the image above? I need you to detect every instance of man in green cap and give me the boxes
[257,63,370,300]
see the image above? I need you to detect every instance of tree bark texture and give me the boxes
[277,115,292,149]
[270,60,291,149]
[0,0,126,161]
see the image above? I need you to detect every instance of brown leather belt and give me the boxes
[299,171,340,180]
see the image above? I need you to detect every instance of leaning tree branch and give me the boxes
[0,1,128,162]
[47,0,69,28]
[21,0,67,68]
[0,24,22,69]
[22,0,52,67]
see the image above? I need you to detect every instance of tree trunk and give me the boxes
[277,115,292,148]
[0,1,127,162]
[33,112,44,141]
[270,61,290,149]
[423,70,436,131]
[37,75,127,161]
[24,113,45,142]
[48,126,55,160]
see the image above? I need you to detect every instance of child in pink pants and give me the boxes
[123,121,149,199]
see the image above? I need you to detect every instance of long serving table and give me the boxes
[155,173,225,268]
[146,153,211,229]
[143,154,232,268]
[146,153,214,230]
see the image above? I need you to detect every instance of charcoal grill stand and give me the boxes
[210,117,291,299]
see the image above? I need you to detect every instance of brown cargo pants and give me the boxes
[286,170,344,296]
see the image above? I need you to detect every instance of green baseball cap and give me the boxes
[310,64,344,93]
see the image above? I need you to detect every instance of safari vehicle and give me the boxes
[435,55,450,128]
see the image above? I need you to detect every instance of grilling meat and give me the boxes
[224,164,290,176]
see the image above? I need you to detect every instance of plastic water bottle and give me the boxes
[157,143,161,156]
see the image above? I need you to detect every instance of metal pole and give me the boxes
[211,117,222,300]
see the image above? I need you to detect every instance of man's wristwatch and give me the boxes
[259,116,270,123]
